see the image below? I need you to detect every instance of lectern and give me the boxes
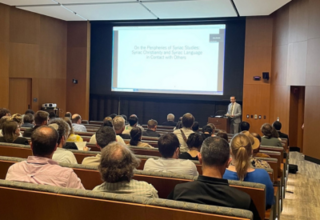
[208,117,230,133]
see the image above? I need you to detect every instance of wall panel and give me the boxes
[306,37,320,86]
[9,7,40,44]
[66,21,90,119]
[287,41,307,86]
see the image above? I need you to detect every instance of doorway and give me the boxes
[289,86,305,151]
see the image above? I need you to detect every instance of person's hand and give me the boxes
[231,115,234,118]
[302,124,304,129]
[83,146,89,151]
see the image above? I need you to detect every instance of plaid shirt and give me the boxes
[251,158,271,169]
[93,179,158,198]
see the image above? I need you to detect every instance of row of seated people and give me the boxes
[3,124,264,220]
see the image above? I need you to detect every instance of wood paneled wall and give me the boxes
[0,3,90,119]
[242,17,273,134]
[272,0,320,160]
[66,22,90,120]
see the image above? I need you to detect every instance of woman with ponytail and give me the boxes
[130,127,153,148]
[223,133,274,209]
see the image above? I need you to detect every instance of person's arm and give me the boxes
[67,171,85,189]
[82,125,87,132]
[249,199,261,220]
[167,188,175,200]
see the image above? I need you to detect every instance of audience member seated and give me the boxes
[273,121,289,145]
[0,116,10,137]
[24,109,35,115]
[168,136,260,220]
[82,126,116,166]
[162,113,177,126]
[114,115,131,140]
[0,120,28,145]
[179,133,203,161]
[144,133,198,176]
[64,112,72,119]
[71,114,87,132]
[11,113,23,127]
[64,117,83,142]
[130,127,153,148]
[62,117,83,150]
[5,126,84,189]
[241,131,271,169]
[23,111,49,137]
[192,121,200,133]
[174,121,182,130]
[260,123,282,147]
[240,121,250,131]
[223,134,274,209]
[48,112,56,123]
[216,131,229,142]
[251,133,271,158]
[143,119,161,137]
[202,125,214,139]
[89,118,125,145]
[21,113,34,128]
[123,115,140,134]
[173,113,195,153]
[49,119,78,164]
[0,108,11,118]
[93,142,158,198]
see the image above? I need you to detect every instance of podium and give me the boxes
[208,117,230,133]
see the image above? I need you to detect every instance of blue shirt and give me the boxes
[223,169,274,208]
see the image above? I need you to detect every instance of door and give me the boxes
[9,78,32,114]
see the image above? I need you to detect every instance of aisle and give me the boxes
[280,152,320,220]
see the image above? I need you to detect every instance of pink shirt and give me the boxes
[5,156,84,189]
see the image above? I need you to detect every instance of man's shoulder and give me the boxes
[82,156,100,166]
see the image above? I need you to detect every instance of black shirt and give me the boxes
[23,125,40,137]
[142,129,161,137]
[278,131,289,145]
[162,121,177,126]
[179,152,199,161]
[0,137,29,145]
[168,175,261,220]
[119,133,131,140]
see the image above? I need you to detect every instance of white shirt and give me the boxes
[72,123,87,132]
[52,148,78,164]
[89,134,125,145]
[173,127,194,153]
[143,157,198,177]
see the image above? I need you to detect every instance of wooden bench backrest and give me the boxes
[0,159,262,220]
[0,185,252,220]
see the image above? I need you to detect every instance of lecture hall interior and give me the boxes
[0,0,319,219]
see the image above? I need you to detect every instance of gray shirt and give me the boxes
[261,137,283,147]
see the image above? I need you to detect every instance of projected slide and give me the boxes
[111,24,226,95]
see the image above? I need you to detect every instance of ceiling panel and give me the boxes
[0,0,56,6]
[142,0,237,19]
[67,2,157,20]
[234,0,291,16]
[17,5,86,21]
[57,0,136,4]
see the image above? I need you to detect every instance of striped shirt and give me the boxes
[93,179,158,198]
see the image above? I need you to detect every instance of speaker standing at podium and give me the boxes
[225,96,242,134]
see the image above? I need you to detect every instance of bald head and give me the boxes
[71,114,81,124]
[167,113,175,121]
[182,113,195,128]
[31,126,58,157]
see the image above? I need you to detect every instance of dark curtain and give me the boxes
[90,94,241,127]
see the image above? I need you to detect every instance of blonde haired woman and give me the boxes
[223,133,274,209]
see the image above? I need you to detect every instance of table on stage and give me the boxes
[207,117,230,133]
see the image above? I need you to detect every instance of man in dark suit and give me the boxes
[168,136,261,220]
[162,113,176,126]
[23,111,49,137]
[273,121,289,145]
[143,119,161,137]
